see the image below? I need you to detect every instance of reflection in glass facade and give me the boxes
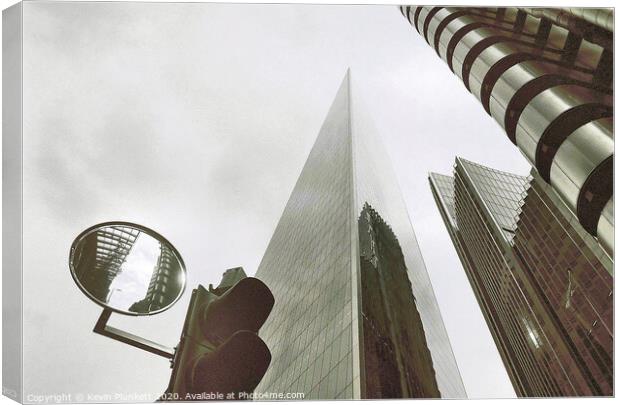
[255,71,466,399]
[430,157,613,397]
[358,203,440,397]
[512,171,613,395]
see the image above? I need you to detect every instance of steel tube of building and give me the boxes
[400,6,613,254]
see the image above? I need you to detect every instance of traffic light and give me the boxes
[163,270,274,401]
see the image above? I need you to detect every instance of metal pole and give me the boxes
[93,308,175,359]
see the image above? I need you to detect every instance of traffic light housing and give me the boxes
[164,273,274,401]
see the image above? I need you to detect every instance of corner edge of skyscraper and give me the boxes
[254,70,466,400]
[428,156,613,397]
[400,6,614,256]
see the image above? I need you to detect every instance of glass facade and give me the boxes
[513,173,613,395]
[358,203,440,397]
[255,72,466,399]
[429,157,613,397]
[254,72,356,400]
[453,160,530,242]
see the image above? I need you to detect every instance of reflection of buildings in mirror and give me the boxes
[73,226,140,303]
[129,243,182,313]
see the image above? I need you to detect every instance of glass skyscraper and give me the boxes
[254,71,466,399]
[430,157,613,397]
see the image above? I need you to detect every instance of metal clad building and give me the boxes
[402,6,613,255]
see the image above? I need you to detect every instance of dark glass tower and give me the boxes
[430,157,613,397]
[254,71,466,399]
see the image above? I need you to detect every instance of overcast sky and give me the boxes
[16,1,534,400]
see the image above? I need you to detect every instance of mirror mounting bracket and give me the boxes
[94,308,175,360]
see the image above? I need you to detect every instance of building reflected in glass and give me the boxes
[430,157,613,397]
[254,71,466,399]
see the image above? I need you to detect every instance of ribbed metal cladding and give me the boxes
[400,6,613,249]
[597,198,613,254]
[519,8,614,35]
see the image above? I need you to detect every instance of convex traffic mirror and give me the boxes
[70,222,186,316]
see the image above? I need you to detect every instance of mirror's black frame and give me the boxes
[68,221,187,316]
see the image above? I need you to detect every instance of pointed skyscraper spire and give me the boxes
[255,72,466,399]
